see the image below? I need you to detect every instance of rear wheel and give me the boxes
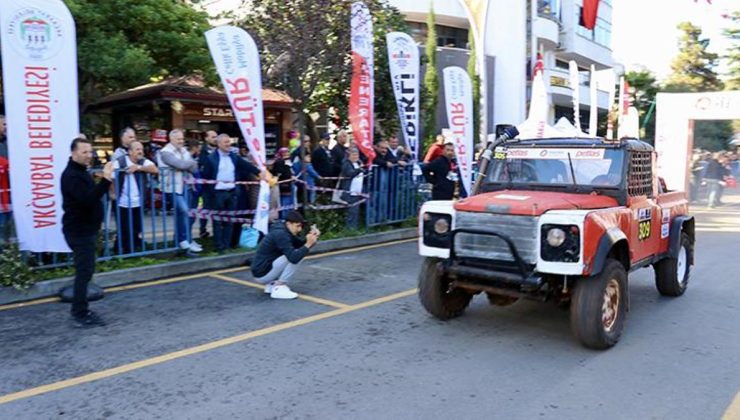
[418,257,472,320]
[570,259,628,349]
[654,232,692,297]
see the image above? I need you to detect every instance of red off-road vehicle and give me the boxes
[417,137,695,349]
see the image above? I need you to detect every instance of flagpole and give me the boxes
[589,64,598,137]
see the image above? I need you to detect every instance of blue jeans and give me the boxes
[280,194,293,219]
[706,179,722,207]
[166,193,191,244]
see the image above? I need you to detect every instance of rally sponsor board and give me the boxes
[0,0,79,252]
[349,2,375,163]
[494,148,606,160]
[205,25,269,233]
[386,32,419,161]
[442,67,474,196]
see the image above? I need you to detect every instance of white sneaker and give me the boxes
[270,284,298,300]
[189,241,203,252]
[179,240,190,250]
[263,281,275,294]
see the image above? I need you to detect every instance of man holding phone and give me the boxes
[251,210,320,299]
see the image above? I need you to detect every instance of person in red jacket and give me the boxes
[423,134,446,163]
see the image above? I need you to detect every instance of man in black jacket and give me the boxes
[196,130,218,238]
[330,130,349,176]
[251,211,320,299]
[705,153,730,208]
[311,133,335,177]
[202,134,261,253]
[422,142,459,200]
[61,138,114,327]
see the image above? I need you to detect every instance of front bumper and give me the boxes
[443,228,544,293]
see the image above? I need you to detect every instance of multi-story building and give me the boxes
[389,0,618,137]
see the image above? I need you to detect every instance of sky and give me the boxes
[611,0,737,81]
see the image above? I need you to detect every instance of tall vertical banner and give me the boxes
[517,54,559,139]
[386,32,420,161]
[205,26,270,234]
[443,67,474,196]
[0,0,78,252]
[349,2,376,163]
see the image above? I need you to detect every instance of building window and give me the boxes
[407,22,469,49]
[594,17,612,48]
[576,6,611,48]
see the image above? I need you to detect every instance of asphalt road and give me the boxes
[1,196,739,419]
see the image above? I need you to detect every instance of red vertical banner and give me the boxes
[349,2,376,163]
[532,52,544,79]
[582,0,600,30]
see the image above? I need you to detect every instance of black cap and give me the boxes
[285,210,306,225]
[320,132,331,140]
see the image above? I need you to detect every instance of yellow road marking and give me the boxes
[723,391,740,420]
[0,266,247,312]
[0,297,61,311]
[0,288,418,405]
[210,273,350,309]
[0,238,416,312]
[305,237,417,260]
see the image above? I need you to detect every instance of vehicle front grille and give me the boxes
[454,212,539,264]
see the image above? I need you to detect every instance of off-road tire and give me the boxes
[486,293,518,306]
[654,232,692,297]
[418,257,472,320]
[570,259,628,349]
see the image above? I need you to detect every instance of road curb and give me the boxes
[0,228,418,306]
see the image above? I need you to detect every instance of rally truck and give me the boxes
[417,137,694,349]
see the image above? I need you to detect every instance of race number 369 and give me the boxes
[638,220,651,241]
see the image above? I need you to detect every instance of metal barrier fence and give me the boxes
[365,164,420,227]
[1,164,424,270]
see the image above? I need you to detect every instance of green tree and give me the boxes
[664,22,723,92]
[239,0,407,141]
[721,11,740,135]
[663,22,732,151]
[722,11,740,90]
[64,0,215,113]
[467,30,481,145]
[694,120,733,152]
[422,4,439,151]
[624,70,658,141]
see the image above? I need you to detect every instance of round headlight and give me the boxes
[546,228,566,247]
[433,218,450,234]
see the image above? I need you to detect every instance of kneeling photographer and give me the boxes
[251,211,320,299]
